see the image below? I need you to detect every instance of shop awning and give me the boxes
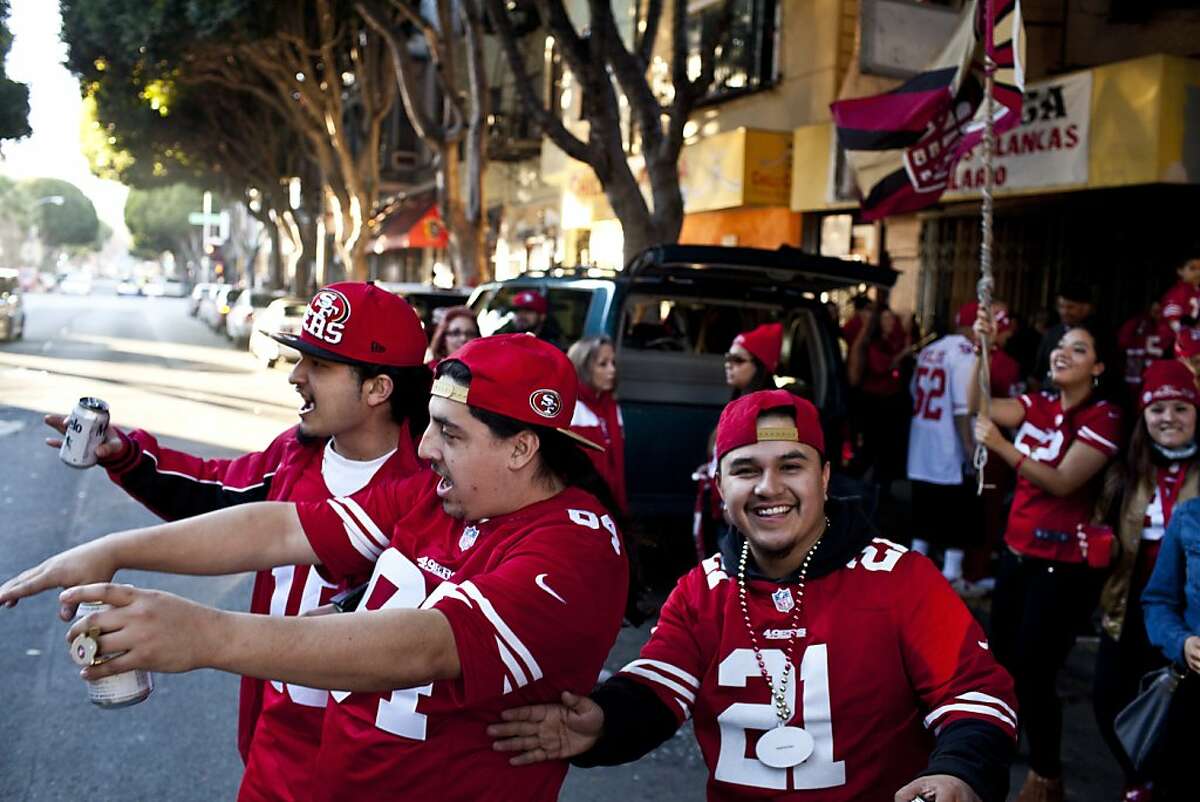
[369,196,448,253]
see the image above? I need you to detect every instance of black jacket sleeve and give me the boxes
[569,676,682,768]
[918,719,1015,802]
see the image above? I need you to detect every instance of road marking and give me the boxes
[26,649,41,656]
[0,419,26,438]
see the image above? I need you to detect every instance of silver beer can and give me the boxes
[59,397,110,468]
[71,601,154,708]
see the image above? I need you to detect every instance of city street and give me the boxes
[1,290,1121,801]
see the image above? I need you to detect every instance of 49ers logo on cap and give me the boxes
[529,389,562,419]
[304,288,351,345]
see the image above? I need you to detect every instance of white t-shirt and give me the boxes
[906,333,976,485]
[322,440,396,498]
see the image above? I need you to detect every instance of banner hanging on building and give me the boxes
[830,0,1026,220]
[945,69,1091,195]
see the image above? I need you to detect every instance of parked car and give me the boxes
[373,281,470,332]
[468,245,896,568]
[0,267,25,341]
[205,286,242,332]
[249,296,308,368]
[116,278,143,296]
[226,289,285,345]
[57,273,92,296]
[159,279,189,298]
[188,282,215,317]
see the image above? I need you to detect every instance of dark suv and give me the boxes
[468,245,896,559]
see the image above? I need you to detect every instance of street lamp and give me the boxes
[33,195,65,207]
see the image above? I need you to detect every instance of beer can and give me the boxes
[59,397,110,469]
[71,601,154,708]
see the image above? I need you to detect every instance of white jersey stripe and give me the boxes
[335,496,391,549]
[956,691,1018,721]
[923,702,1016,730]
[460,581,543,681]
[622,665,697,704]
[325,499,383,561]
[1079,425,1118,452]
[622,658,700,689]
[143,451,276,492]
[495,637,529,688]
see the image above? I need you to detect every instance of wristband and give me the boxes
[1014,454,1027,474]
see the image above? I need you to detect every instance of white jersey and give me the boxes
[906,333,975,485]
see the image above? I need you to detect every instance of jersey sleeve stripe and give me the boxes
[332,496,390,550]
[622,658,700,689]
[1078,425,1118,452]
[495,637,530,689]
[620,665,697,704]
[325,499,383,561]
[143,451,276,492]
[956,691,1018,721]
[923,702,1017,731]
[459,581,544,682]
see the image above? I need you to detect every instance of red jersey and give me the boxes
[1160,280,1200,327]
[570,386,628,512]
[296,471,627,801]
[1006,393,1123,561]
[617,538,1016,801]
[989,348,1023,398]
[1117,314,1173,388]
[103,425,421,802]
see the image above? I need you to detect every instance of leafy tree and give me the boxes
[487,0,733,264]
[0,0,30,141]
[124,183,203,262]
[21,177,98,247]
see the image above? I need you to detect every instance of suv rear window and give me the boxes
[477,286,592,344]
[0,276,17,294]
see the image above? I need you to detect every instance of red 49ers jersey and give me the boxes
[295,471,627,801]
[1117,314,1173,388]
[1160,280,1200,326]
[618,538,1016,801]
[1006,392,1123,561]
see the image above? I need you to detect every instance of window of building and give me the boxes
[687,0,777,103]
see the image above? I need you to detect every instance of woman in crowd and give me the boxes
[854,306,912,486]
[1090,359,1198,800]
[970,311,1124,802]
[426,306,480,363]
[723,321,781,399]
[1142,462,1200,800]
[567,335,627,514]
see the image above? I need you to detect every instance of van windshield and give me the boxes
[620,295,775,355]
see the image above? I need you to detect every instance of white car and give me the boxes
[226,289,286,345]
[58,274,92,296]
[0,268,24,341]
[249,296,308,367]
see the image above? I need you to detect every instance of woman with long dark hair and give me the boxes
[723,322,781,399]
[1089,359,1198,800]
[426,306,480,364]
[970,314,1124,802]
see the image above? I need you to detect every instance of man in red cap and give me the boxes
[489,389,1017,802]
[505,289,564,349]
[906,300,980,591]
[3,333,627,802]
[39,281,432,800]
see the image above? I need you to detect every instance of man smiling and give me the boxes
[490,390,1018,802]
[3,334,627,802]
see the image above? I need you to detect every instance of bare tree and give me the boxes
[486,0,732,265]
[358,0,491,286]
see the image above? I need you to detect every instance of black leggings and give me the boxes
[1092,595,1167,785]
[989,550,1101,778]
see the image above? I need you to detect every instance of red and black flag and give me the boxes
[831,0,1025,220]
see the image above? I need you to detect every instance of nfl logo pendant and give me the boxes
[458,526,480,551]
[772,587,794,613]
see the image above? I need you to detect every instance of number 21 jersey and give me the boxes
[907,333,976,485]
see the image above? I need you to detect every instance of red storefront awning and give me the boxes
[370,199,448,253]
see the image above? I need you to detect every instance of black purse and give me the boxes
[1114,663,1187,773]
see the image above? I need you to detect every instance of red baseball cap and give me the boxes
[432,333,602,451]
[270,282,427,367]
[1176,326,1200,358]
[715,389,824,466]
[732,323,784,374]
[512,289,548,315]
[1140,360,1199,409]
[957,301,1011,333]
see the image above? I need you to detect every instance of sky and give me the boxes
[0,0,129,246]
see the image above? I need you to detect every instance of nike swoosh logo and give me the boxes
[535,573,566,604]
[978,640,990,650]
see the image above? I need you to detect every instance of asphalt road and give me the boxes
[0,288,1121,801]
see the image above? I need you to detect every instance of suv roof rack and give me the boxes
[517,265,620,279]
[626,244,899,290]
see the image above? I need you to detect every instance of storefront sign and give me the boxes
[946,70,1092,196]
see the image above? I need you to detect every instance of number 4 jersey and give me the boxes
[294,470,628,801]
[907,333,976,485]
[613,508,1017,801]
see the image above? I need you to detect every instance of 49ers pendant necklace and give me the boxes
[738,535,821,769]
